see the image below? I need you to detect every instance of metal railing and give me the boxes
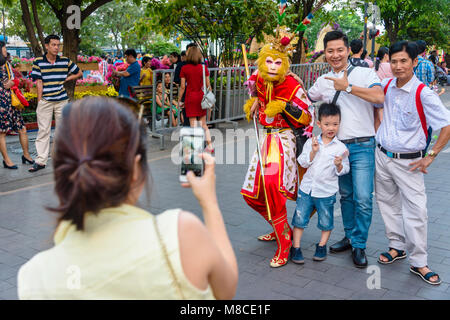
[146,63,330,149]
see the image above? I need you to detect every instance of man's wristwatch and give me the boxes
[427,150,437,158]
[345,84,353,93]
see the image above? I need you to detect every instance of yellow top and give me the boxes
[140,68,153,86]
[17,204,215,300]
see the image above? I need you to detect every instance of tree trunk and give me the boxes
[111,30,121,55]
[291,0,315,64]
[62,26,80,100]
[30,0,46,50]
[40,0,113,99]
[384,19,396,44]
[19,0,43,57]
[293,32,305,64]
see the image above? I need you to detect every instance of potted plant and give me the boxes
[75,78,108,92]
[12,57,34,72]
[77,55,101,70]
[22,87,119,131]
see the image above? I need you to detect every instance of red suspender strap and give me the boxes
[384,78,393,95]
[415,83,428,140]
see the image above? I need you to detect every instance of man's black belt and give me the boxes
[340,136,374,144]
[377,144,425,159]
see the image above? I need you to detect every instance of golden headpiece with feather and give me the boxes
[264,26,299,58]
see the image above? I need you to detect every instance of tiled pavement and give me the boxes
[0,91,450,300]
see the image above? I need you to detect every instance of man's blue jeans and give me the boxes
[338,138,375,249]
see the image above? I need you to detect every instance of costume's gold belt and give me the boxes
[263,127,290,134]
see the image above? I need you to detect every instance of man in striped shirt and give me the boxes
[29,34,82,172]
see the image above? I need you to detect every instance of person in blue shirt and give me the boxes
[113,56,123,67]
[414,40,435,87]
[113,49,141,98]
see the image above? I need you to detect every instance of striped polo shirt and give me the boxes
[31,55,80,101]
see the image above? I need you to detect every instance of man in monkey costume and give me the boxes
[241,27,314,268]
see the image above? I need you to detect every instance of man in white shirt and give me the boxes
[307,30,384,268]
[291,103,349,264]
[375,41,450,285]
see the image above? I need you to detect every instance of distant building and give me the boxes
[5,36,32,58]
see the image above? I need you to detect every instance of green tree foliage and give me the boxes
[146,38,180,57]
[304,7,364,51]
[374,0,449,51]
[87,0,148,54]
[4,0,59,45]
[279,0,337,63]
[144,0,277,66]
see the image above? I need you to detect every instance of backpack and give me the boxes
[384,78,433,152]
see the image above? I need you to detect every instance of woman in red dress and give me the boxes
[178,46,213,151]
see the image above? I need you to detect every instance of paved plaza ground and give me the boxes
[0,91,450,300]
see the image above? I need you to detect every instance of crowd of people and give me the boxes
[348,38,449,95]
[1,36,217,171]
[0,26,448,299]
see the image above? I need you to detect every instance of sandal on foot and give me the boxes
[410,266,442,285]
[377,247,407,265]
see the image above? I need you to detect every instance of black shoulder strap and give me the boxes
[332,65,355,105]
[281,112,295,131]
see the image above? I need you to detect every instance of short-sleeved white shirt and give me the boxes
[297,135,350,198]
[376,76,450,153]
[308,63,381,140]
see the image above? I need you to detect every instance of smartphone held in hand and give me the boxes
[179,127,205,183]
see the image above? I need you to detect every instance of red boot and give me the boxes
[270,214,292,268]
[243,196,276,241]
[257,231,276,241]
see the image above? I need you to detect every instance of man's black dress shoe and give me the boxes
[329,237,351,253]
[29,163,45,172]
[352,248,368,268]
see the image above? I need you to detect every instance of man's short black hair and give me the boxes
[181,50,186,57]
[389,41,418,61]
[124,49,137,59]
[350,39,363,54]
[324,30,349,49]
[318,103,341,121]
[44,34,60,44]
[415,40,427,54]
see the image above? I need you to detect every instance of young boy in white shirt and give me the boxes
[291,103,350,263]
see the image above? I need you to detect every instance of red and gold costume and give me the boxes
[241,27,314,267]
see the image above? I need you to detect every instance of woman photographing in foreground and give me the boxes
[18,97,238,300]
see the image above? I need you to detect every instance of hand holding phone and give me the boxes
[179,127,205,183]
[181,153,217,207]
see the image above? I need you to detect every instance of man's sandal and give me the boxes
[377,248,407,265]
[410,266,442,285]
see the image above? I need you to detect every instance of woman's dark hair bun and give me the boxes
[50,97,149,230]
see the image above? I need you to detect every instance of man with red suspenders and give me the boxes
[375,41,450,285]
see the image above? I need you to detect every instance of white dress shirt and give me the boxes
[308,63,381,140]
[376,76,450,153]
[298,135,350,198]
